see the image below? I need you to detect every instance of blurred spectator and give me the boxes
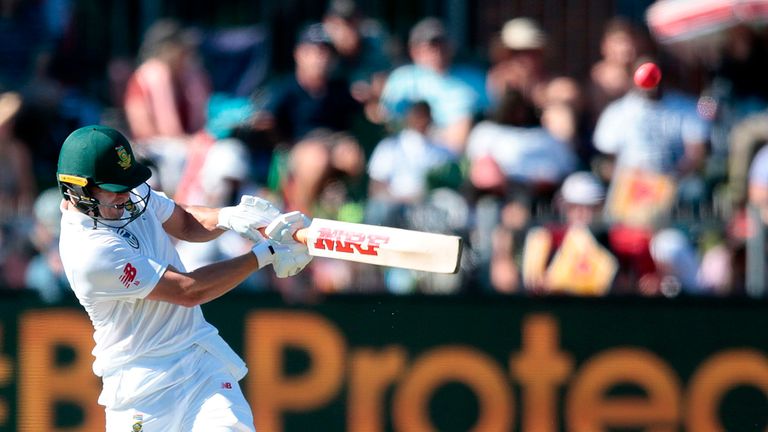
[174,138,272,292]
[198,25,271,98]
[124,19,211,195]
[322,0,393,103]
[281,130,366,216]
[379,17,488,154]
[252,23,362,145]
[465,90,577,294]
[171,98,283,292]
[588,17,644,125]
[251,23,364,215]
[647,228,708,296]
[466,89,577,206]
[174,94,256,206]
[698,227,740,297]
[726,108,768,208]
[711,24,768,111]
[0,92,36,220]
[321,0,393,157]
[594,60,710,211]
[486,17,550,109]
[521,171,617,295]
[0,1,51,89]
[594,61,710,264]
[747,143,768,225]
[363,100,469,295]
[0,5,759,299]
[707,25,768,182]
[277,130,369,296]
[540,76,595,170]
[365,101,458,226]
[125,19,209,141]
[10,48,103,200]
[0,91,36,291]
[24,188,70,303]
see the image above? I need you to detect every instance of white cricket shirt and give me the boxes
[59,184,247,406]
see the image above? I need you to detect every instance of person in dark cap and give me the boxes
[379,17,489,154]
[249,23,365,215]
[251,22,362,144]
[408,17,448,47]
[322,0,393,105]
[56,125,313,430]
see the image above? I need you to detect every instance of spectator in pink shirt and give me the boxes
[123,19,211,196]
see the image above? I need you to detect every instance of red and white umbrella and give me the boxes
[646,0,768,63]
[647,0,768,43]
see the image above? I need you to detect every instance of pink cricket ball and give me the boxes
[633,62,662,90]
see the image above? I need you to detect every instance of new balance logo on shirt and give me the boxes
[120,263,138,287]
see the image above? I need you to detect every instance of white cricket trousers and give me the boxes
[104,349,255,431]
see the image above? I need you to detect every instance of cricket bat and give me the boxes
[292,218,463,274]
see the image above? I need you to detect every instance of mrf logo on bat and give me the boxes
[313,228,390,256]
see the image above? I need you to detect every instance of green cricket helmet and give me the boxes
[57,125,152,225]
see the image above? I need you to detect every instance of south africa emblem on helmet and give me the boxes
[116,145,132,170]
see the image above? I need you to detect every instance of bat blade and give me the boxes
[296,218,463,274]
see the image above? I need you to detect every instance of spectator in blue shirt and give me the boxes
[379,17,488,154]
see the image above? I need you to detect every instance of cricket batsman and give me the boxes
[56,125,310,431]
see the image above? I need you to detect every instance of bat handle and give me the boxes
[257,227,309,245]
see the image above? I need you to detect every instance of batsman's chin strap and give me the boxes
[67,186,151,230]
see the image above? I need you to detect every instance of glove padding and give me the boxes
[264,211,313,278]
[218,195,281,242]
[271,241,313,278]
[264,210,312,244]
[251,234,312,278]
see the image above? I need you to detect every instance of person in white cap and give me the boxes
[558,171,607,225]
[486,17,551,109]
[521,171,617,294]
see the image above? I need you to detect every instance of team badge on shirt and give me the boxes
[116,228,140,249]
[132,413,143,431]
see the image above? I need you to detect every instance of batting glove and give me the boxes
[264,210,312,244]
[271,241,313,278]
[250,233,312,277]
[217,195,281,242]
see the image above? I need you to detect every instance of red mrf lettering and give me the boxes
[313,228,389,256]
[119,263,137,288]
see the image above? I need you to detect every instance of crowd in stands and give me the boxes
[2,0,768,302]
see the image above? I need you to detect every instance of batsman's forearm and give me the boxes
[163,204,224,242]
[150,253,260,306]
[183,253,261,305]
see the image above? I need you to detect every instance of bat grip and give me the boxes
[257,227,309,245]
